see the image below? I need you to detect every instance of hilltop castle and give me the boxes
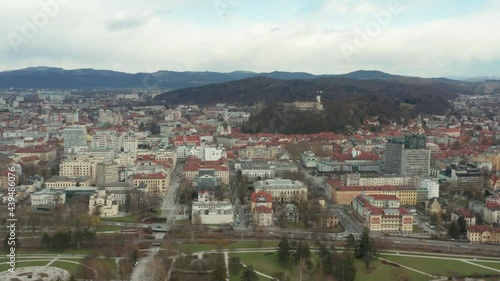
[286,95,324,111]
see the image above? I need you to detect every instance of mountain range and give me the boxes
[0,66,485,90]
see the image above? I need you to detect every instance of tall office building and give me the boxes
[384,133,430,177]
[96,162,119,186]
[91,130,122,152]
[63,127,88,154]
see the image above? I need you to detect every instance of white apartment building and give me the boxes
[192,201,233,225]
[301,151,317,168]
[241,166,273,180]
[176,146,201,159]
[44,175,92,189]
[343,173,414,186]
[91,130,122,152]
[73,148,115,162]
[204,146,226,161]
[483,201,500,224]
[63,126,87,154]
[122,133,138,155]
[96,162,119,186]
[31,188,66,206]
[114,151,136,167]
[414,176,440,199]
[253,178,308,204]
[59,161,97,182]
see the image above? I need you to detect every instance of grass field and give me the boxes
[229,251,500,281]
[355,259,428,281]
[381,255,499,276]
[101,213,144,222]
[50,260,82,275]
[230,252,291,278]
[0,248,98,255]
[469,261,500,271]
[175,241,279,253]
[230,252,429,281]
[95,225,121,232]
[284,221,305,229]
[0,260,50,272]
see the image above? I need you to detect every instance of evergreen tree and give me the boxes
[292,241,312,269]
[356,227,378,270]
[475,212,484,225]
[41,233,50,250]
[457,216,467,234]
[346,234,356,252]
[125,192,132,213]
[229,257,242,275]
[212,254,227,281]
[316,241,335,276]
[241,266,259,281]
[448,221,461,239]
[335,251,356,281]
[277,236,291,264]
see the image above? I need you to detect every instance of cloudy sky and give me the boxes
[1,0,499,77]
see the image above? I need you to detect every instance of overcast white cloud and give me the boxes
[1,0,499,77]
[105,9,158,31]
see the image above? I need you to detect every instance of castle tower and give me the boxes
[316,95,323,111]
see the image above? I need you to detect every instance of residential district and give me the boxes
[1,90,500,281]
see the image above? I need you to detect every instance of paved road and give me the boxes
[131,162,182,281]
[297,162,364,235]
[130,246,160,281]
[161,163,184,225]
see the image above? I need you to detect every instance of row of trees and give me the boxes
[275,236,357,281]
[41,229,96,251]
[13,199,101,238]
[273,228,378,280]
[123,190,162,213]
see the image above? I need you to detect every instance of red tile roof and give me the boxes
[21,156,40,162]
[254,206,272,213]
[251,191,273,203]
[468,225,500,233]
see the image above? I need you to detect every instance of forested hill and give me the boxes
[240,96,424,135]
[154,75,468,112]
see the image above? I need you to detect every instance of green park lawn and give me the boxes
[230,252,429,281]
[101,213,144,222]
[174,241,279,254]
[470,261,500,271]
[228,251,500,281]
[355,259,428,281]
[229,252,291,279]
[381,255,499,277]
[95,225,121,232]
[0,248,98,256]
[284,221,305,229]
